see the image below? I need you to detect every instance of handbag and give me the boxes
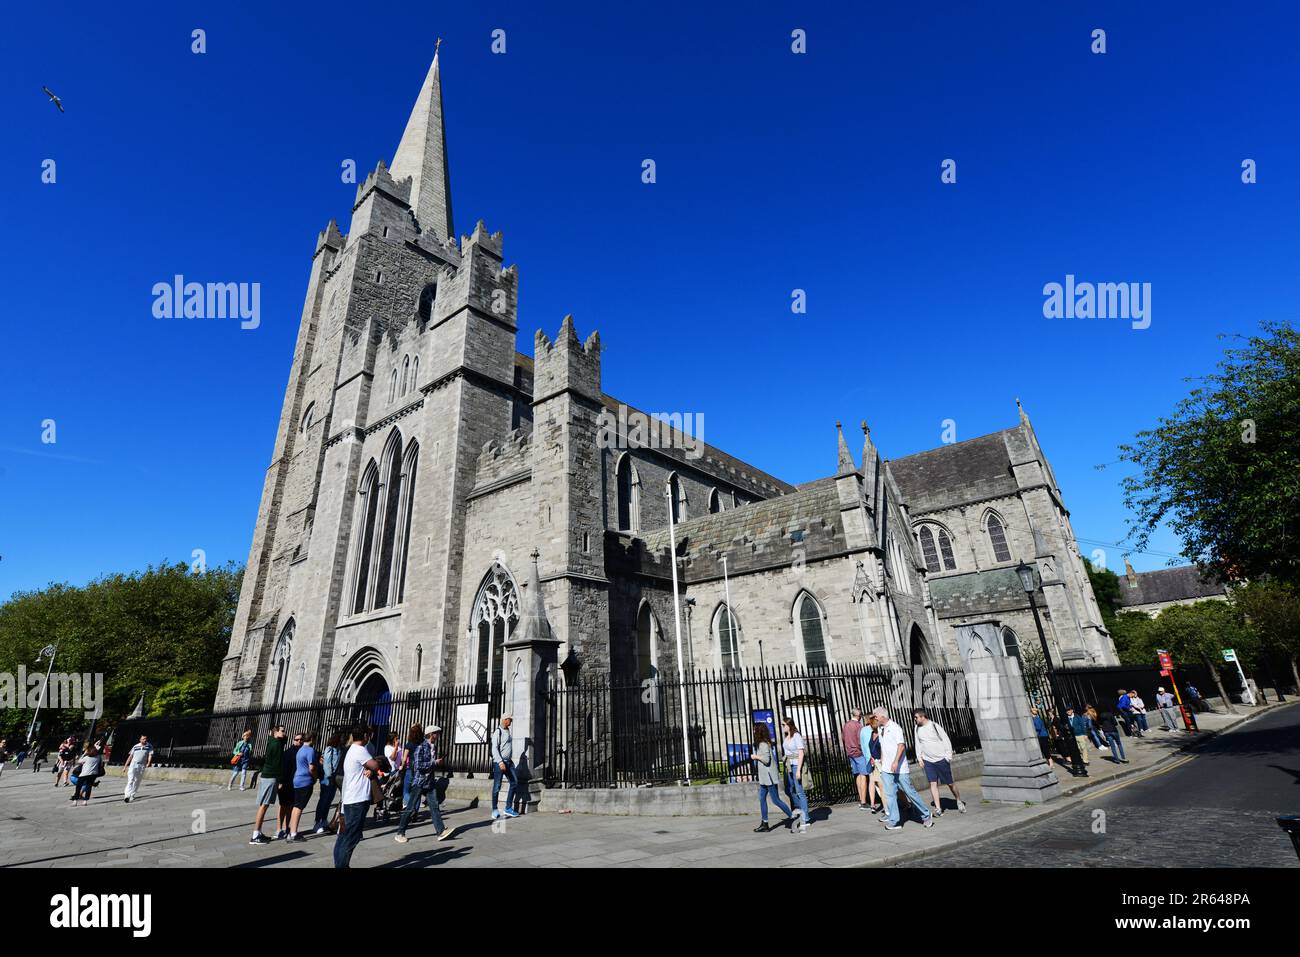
[230,754,241,766]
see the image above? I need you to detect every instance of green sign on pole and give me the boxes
[1222,648,1237,662]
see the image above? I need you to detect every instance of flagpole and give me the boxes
[665,482,691,785]
[721,555,744,667]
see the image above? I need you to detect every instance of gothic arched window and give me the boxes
[271,619,295,709]
[400,355,410,396]
[708,488,721,514]
[410,355,419,392]
[987,513,1012,563]
[668,473,685,523]
[352,461,380,614]
[714,604,743,714]
[417,283,436,323]
[471,563,519,695]
[396,441,419,604]
[916,525,957,573]
[918,526,940,573]
[796,592,828,669]
[616,455,639,532]
[300,402,315,434]
[388,368,398,404]
[372,431,405,609]
[1001,626,1021,661]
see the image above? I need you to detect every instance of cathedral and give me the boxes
[215,51,1117,712]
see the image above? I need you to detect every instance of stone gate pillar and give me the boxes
[956,619,1062,804]
[503,550,561,811]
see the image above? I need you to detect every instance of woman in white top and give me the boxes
[781,717,811,831]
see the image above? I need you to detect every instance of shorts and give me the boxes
[256,776,278,807]
[849,755,871,776]
[923,758,953,784]
[277,781,295,808]
[293,785,315,810]
[869,768,882,785]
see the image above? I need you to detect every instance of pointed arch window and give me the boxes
[987,513,1012,563]
[271,619,295,709]
[350,430,417,614]
[937,529,957,570]
[918,527,940,573]
[400,355,411,396]
[410,355,419,392]
[388,368,398,404]
[1001,626,1021,661]
[351,462,380,614]
[616,455,639,532]
[669,473,686,523]
[714,604,744,715]
[471,564,519,696]
[300,402,316,435]
[416,283,436,323]
[797,593,828,670]
[708,488,721,514]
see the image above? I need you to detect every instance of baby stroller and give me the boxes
[374,762,405,824]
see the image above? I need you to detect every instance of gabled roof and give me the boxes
[888,430,1020,513]
[1117,566,1227,607]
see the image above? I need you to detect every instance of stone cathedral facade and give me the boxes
[215,52,1117,712]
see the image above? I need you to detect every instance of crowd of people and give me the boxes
[754,706,966,835]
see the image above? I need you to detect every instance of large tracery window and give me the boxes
[350,429,418,615]
[271,619,295,709]
[471,563,519,695]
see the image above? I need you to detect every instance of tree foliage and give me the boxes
[0,562,241,735]
[1116,321,1299,586]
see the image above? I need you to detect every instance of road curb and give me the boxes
[860,700,1294,868]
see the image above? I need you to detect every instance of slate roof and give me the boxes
[1117,566,1227,607]
[888,430,1020,513]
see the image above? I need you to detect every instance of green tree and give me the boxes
[1148,600,1256,714]
[148,674,221,717]
[1109,611,1161,666]
[0,562,241,736]
[1115,321,1299,587]
[1231,579,1300,692]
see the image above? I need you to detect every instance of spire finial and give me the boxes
[836,421,856,474]
[435,36,442,55]
[861,420,869,437]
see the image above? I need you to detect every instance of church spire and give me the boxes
[390,41,454,240]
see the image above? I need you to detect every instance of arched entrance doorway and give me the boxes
[335,648,392,753]
[908,624,937,669]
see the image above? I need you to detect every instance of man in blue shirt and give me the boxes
[288,732,318,842]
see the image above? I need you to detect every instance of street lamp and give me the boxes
[27,643,58,746]
[1015,561,1086,777]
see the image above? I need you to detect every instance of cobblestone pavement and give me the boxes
[906,703,1300,868]
[0,703,1287,868]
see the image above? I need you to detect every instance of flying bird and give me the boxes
[42,86,64,112]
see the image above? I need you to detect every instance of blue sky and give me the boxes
[2,1,1297,598]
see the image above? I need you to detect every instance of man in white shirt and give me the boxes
[913,709,965,815]
[123,735,153,803]
[334,727,380,869]
[1155,687,1179,731]
[873,707,933,830]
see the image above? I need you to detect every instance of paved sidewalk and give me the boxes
[0,702,1283,869]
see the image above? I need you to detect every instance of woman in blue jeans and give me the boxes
[751,723,793,832]
[781,717,811,832]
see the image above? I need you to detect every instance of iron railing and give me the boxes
[107,684,504,773]
[545,662,980,804]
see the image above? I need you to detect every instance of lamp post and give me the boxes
[27,643,58,746]
[1015,562,1086,778]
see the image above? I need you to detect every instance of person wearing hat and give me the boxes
[394,725,455,843]
[490,714,520,819]
[1155,687,1179,731]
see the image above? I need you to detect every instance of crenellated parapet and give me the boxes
[353,159,413,210]
[534,315,602,406]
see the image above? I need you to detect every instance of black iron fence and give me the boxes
[545,662,981,805]
[108,684,504,774]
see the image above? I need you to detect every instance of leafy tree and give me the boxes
[1148,600,1256,713]
[1081,555,1123,623]
[1231,579,1300,692]
[1115,321,1299,587]
[0,562,241,737]
[1109,611,1162,666]
[148,674,221,717]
